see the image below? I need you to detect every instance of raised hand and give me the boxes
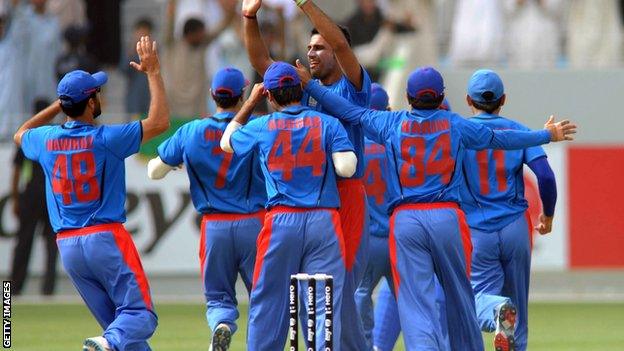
[242,0,262,16]
[534,214,553,235]
[544,115,577,142]
[130,36,160,75]
[295,59,312,86]
[249,83,266,104]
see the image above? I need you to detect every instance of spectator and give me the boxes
[10,98,57,296]
[20,0,62,114]
[47,0,85,32]
[122,17,153,116]
[0,1,27,139]
[505,0,565,69]
[567,0,623,68]
[449,0,505,67]
[162,0,236,117]
[55,25,99,80]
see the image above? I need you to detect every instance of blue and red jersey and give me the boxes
[230,105,354,209]
[157,112,266,214]
[461,113,546,232]
[302,69,371,179]
[20,120,142,232]
[363,138,391,237]
[304,80,552,212]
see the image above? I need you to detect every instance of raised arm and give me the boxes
[242,0,275,76]
[130,36,171,144]
[298,0,363,89]
[221,83,266,153]
[458,115,576,150]
[13,101,61,147]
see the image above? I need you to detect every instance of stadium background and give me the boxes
[0,0,623,350]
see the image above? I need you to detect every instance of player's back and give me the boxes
[253,106,352,209]
[25,120,142,232]
[159,113,266,214]
[461,114,545,231]
[363,138,391,237]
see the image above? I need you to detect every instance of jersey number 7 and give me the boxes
[268,127,325,181]
[52,151,100,205]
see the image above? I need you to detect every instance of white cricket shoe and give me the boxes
[209,323,232,351]
[82,336,112,351]
[494,301,517,351]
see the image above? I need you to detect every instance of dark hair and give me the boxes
[471,93,503,114]
[183,18,205,36]
[134,17,154,31]
[408,94,445,110]
[311,25,352,46]
[33,98,50,114]
[212,94,242,109]
[269,86,303,106]
[60,94,96,117]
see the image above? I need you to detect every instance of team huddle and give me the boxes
[13,0,577,351]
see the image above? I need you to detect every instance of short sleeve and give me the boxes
[230,118,264,157]
[157,124,187,166]
[102,121,143,159]
[327,118,355,153]
[21,127,47,161]
[342,67,372,107]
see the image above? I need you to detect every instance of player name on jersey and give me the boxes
[268,116,322,130]
[46,136,94,151]
[401,119,450,135]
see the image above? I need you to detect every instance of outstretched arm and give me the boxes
[527,157,557,234]
[242,0,275,76]
[14,101,62,147]
[297,0,364,89]
[130,36,171,144]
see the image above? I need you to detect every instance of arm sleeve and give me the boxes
[456,115,551,150]
[343,66,372,105]
[527,157,557,217]
[332,151,357,178]
[306,80,394,144]
[157,125,186,166]
[230,118,263,157]
[103,121,143,159]
[21,128,45,161]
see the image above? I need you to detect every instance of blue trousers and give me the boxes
[471,212,532,351]
[373,276,448,351]
[336,179,370,351]
[56,223,157,351]
[390,203,482,351]
[200,211,264,335]
[354,235,393,350]
[247,207,346,351]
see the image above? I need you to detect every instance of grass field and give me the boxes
[10,302,624,350]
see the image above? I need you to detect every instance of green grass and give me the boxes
[10,302,624,350]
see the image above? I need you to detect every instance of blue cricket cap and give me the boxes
[57,70,107,106]
[263,62,301,90]
[467,69,504,103]
[211,67,249,98]
[370,83,389,111]
[407,66,444,100]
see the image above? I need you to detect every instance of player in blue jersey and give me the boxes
[220,61,356,351]
[13,36,169,351]
[371,97,453,351]
[242,0,372,347]
[146,67,266,351]
[295,63,576,350]
[461,69,558,351]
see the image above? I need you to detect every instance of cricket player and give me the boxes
[13,36,169,351]
[461,69,558,351]
[146,67,266,351]
[220,61,356,351]
[295,64,576,350]
[371,97,454,351]
[242,0,372,346]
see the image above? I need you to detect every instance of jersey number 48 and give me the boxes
[51,151,100,205]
